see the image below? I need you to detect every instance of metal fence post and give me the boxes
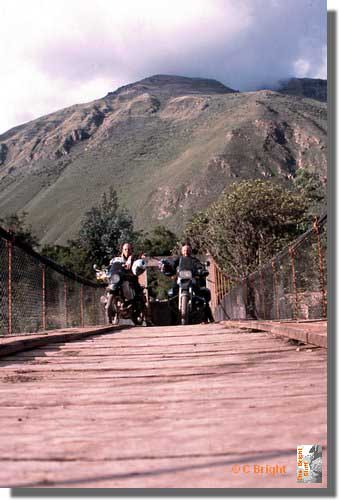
[80,284,84,327]
[222,273,227,300]
[218,269,222,301]
[288,246,299,320]
[259,269,265,319]
[42,264,46,330]
[64,277,68,327]
[215,266,219,305]
[271,260,280,320]
[208,257,217,312]
[93,287,97,325]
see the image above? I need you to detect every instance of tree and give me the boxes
[140,225,178,256]
[146,267,174,300]
[41,241,94,280]
[0,212,39,248]
[183,211,209,255]
[184,180,308,277]
[293,169,326,216]
[78,187,137,266]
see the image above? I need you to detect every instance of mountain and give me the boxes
[275,78,327,102]
[0,75,327,245]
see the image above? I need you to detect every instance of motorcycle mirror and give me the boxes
[93,264,98,270]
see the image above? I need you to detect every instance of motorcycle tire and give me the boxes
[131,311,144,326]
[106,307,114,325]
[104,293,113,324]
[180,294,189,325]
[131,300,146,326]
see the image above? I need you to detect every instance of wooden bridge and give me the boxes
[0,219,328,488]
[0,322,327,488]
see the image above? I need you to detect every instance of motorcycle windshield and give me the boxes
[178,257,193,285]
[109,261,123,274]
[178,257,193,271]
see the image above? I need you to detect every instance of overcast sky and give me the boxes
[0,0,327,134]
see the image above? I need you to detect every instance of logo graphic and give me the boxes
[297,445,322,483]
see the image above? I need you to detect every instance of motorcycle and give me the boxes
[161,256,212,325]
[95,259,148,326]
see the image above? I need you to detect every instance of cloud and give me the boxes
[0,0,327,134]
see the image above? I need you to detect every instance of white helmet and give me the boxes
[132,258,146,276]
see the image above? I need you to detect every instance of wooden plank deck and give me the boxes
[0,323,327,488]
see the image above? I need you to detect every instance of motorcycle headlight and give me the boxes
[110,274,120,284]
[178,270,192,279]
[96,271,108,282]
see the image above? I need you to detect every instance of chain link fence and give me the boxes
[0,227,105,336]
[0,214,327,334]
[211,214,327,322]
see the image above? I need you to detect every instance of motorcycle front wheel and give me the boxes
[131,300,147,326]
[105,294,115,324]
[131,310,145,326]
[180,294,189,325]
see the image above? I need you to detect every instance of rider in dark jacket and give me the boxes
[161,242,214,323]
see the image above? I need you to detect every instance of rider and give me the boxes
[161,242,214,323]
[110,242,134,269]
[107,242,146,325]
[109,242,144,294]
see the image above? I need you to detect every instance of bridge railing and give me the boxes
[0,213,328,334]
[209,214,327,321]
[0,228,106,336]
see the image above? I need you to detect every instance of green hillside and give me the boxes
[0,75,327,244]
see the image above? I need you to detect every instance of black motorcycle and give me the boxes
[162,257,212,325]
[95,260,147,326]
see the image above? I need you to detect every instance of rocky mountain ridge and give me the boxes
[0,75,327,244]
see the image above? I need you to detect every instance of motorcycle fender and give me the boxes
[188,288,193,312]
[178,282,190,291]
[179,289,189,309]
[199,287,211,302]
[122,280,135,301]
